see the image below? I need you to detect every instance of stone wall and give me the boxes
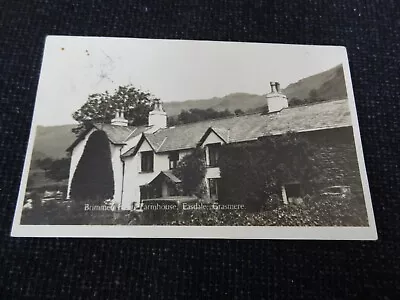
[301,127,364,195]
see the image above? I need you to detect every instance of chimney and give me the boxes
[266,81,288,113]
[149,100,167,129]
[111,109,128,127]
[275,82,280,92]
[270,82,276,93]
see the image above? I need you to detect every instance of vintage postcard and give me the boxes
[11,36,377,239]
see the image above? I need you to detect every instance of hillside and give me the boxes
[32,124,77,159]
[283,64,347,101]
[164,64,347,115]
[164,93,266,116]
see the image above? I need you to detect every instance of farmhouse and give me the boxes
[66,82,361,210]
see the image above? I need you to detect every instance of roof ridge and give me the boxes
[123,127,137,142]
[93,122,139,128]
[156,137,168,152]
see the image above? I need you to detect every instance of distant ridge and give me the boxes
[32,124,77,159]
[283,64,346,102]
[163,93,266,117]
[164,64,347,116]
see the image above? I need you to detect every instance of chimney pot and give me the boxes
[275,82,280,93]
[270,82,276,93]
[111,108,128,127]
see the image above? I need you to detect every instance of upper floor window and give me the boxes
[208,143,221,167]
[141,151,154,172]
[169,151,179,169]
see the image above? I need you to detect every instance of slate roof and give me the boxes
[66,123,149,152]
[94,123,146,144]
[120,145,137,157]
[148,170,182,185]
[123,99,351,156]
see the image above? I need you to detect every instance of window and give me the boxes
[141,151,154,172]
[168,151,179,169]
[208,178,220,201]
[208,143,220,167]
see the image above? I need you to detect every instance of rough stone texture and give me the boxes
[305,127,364,194]
[0,1,399,299]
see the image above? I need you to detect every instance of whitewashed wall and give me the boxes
[120,130,229,209]
[201,130,223,180]
[202,130,224,145]
[266,94,288,112]
[110,144,124,207]
[200,130,225,199]
[121,139,170,210]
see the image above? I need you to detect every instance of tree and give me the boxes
[167,116,179,127]
[72,85,159,134]
[36,157,70,182]
[261,104,269,115]
[234,109,244,116]
[45,158,71,181]
[27,173,36,188]
[289,97,303,107]
[69,130,114,203]
[36,157,53,170]
[175,108,234,125]
[172,147,207,198]
[309,89,318,101]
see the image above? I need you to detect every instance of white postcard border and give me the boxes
[11,37,377,240]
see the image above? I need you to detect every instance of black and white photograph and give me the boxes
[11,36,376,239]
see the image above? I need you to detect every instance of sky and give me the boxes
[34,36,349,126]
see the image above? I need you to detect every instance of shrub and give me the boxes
[127,193,368,227]
[260,194,368,227]
[263,194,282,211]
[172,147,206,198]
